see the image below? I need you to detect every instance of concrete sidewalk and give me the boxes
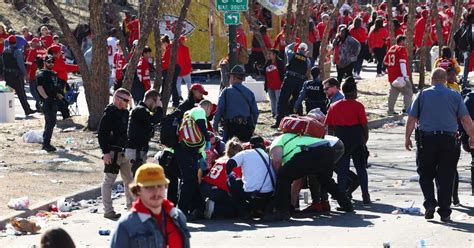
[1,126,473,247]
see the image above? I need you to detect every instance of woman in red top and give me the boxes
[176,36,193,98]
[161,35,180,107]
[349,17,368,79]
[315,14,331,61]
[40,26,53,49]
[368,18,389,76]
[264,49,285,117]
[200,138,243,219]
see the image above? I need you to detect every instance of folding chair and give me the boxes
[65,82,80,116]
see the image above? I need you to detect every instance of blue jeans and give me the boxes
[28,79,41,110]
[462,51,471,87]
[268,89,280,116]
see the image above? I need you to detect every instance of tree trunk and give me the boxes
[418,6,434,89]
[106,3,129,59]
[448,0,464,51]
[318,0,345,80]
[297,0,310,44]
[43,0,109,130]
[284,0,294,45]
[386,0,395,46]
[433,3,444,55]
[161,0,192,113]
[294,0,304,42]
[121,0,159,90]
[243,0,269,57]
[153,18,163,91]
[405,0,416,84]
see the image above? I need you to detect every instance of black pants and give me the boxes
[162,65,181,107]
[313,41,321,61]
[42,100,58,146]
[57,99,71,119]
[5,72,32,114]
[200,182,237,218]
[160,149,181,205]
[274,145,351,213]
[336,63,354,84]
[175,143,204,215]
[416,134,459,218]
[276,75,304,125]
[373,47,387,74]
[229,176,272,218]
[223,121,254,142]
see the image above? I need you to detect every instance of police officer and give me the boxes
[273,42,311,127]
[126,89,163,176]
[98,88,134,220]
[405,68,474,222]
[266,131,353,221]
[36,55,62,152]
[294,66,328,114]
[2,35,34,116]
[213,65,259,142]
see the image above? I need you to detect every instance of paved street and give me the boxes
[0,126,473,247]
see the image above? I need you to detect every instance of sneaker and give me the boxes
[104,211,121,220]
[354,74,362,80]
[263,211,291,222]
[187,209,204,222]
[42,144,57,152]
[424,208,435,220]
[321,200,331,212]
[362,193,372,205]
[453,195,460,206]
[387,111,400,116]
[440,215,451,222]
[336,204,354,212]
[25,109,36,116]
[302,202,323,213]
[376,73,384,78]
[204,198,215,220]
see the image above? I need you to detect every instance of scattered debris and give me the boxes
[36,158,71,164]
[86,139,94,144]
[22,130,43,144]
[6,137,15,141]
[61,127,77,133]
[57,198,72,212]
[10,217,41,234]
[98,229,111,236]
[409,175,420,182]
[7,197,30,210]
[49,179,64,184]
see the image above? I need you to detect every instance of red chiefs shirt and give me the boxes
[384,44,409,83]
[265,62,282,90]
[40,34,53,49]
[130,199,183,248]
[137,56,151,91]
[316,22,327,40]
[414,17,432,48]
[236,28,247,49]
[177,44,192,76]
[162,44,171,70]
[202,159,230,192]
[338,15,353,26]
[325,99,368,126]
[273,31,286,52]
[349,27,368,43]
[52,57,79,82]
[368,27,389,49]
[113,51,126,81]
[26,47,46,79]
[0,32,9,54]
[127,19,140,45]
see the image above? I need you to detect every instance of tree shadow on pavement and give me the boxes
[430,219,474,233]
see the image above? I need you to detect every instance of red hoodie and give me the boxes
[368,27,389,49]
[52,57,79,82]
[137,56,151,91]
[131,198,183,248]
[162,44,171,71]
[177,44,192,76]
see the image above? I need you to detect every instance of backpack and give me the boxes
[279,115,325,138]
[437,58,454,71]
[178,112,205,148]
[238,46,249,65]
[159,109,183,148]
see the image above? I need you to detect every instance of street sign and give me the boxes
[216,0,248,12]
[224,12,240,25]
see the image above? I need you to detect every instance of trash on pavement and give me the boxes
[50,179,64,184]
[409,175,420,182]
[22,130,43,144]
[99,229,111,236]
[61,127,77,133]
[7,197,30,210]
[10,217,41,234]
[391,207,421,215]
[37,158,71,164]
[57,198,72,212]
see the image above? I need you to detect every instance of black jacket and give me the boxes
[454,22,474,53]
[98,104,129,154]
[177,97,197,114]
[127,101,163,150]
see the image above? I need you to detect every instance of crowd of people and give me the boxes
[2,0,474,247]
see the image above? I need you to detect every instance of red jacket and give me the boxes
[41,34,54,49]
[177,44,192,76]
[137,56,151,91]
[52,57,79,82]
[161,44,171,71]
[414,17,432,48]
[349,27,368,43]
[0,33,9,54]
[368,27,389,49]
[236,28,247,49]
[26,47,46,79]
[127,19,140,45]
[273,30,286,52]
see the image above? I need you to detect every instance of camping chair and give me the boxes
[65,82,80,116]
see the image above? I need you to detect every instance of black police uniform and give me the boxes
[36,69,61,148]
[98,104,129,174]
[126,101,163,175]
[297,78,328,114]
[2,45,33,115]
[276,52,308,125]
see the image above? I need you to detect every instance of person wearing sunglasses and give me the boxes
[36,54,63,152]
[98,88,134,220]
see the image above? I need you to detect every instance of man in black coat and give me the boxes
[126,89,163,176]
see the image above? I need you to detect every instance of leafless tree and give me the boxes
[406,0,416,84]
[448,0,464,51]
[284,0,295,45]
[433,3,444,55]
[418,5,434,89]
[386,0,395,46]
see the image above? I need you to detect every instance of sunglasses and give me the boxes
[323,86,333,91]
[117,95,130,103]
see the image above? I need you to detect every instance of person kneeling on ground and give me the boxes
[110,163,191,248]
[266,132,353,221]
[226,136,275,219]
